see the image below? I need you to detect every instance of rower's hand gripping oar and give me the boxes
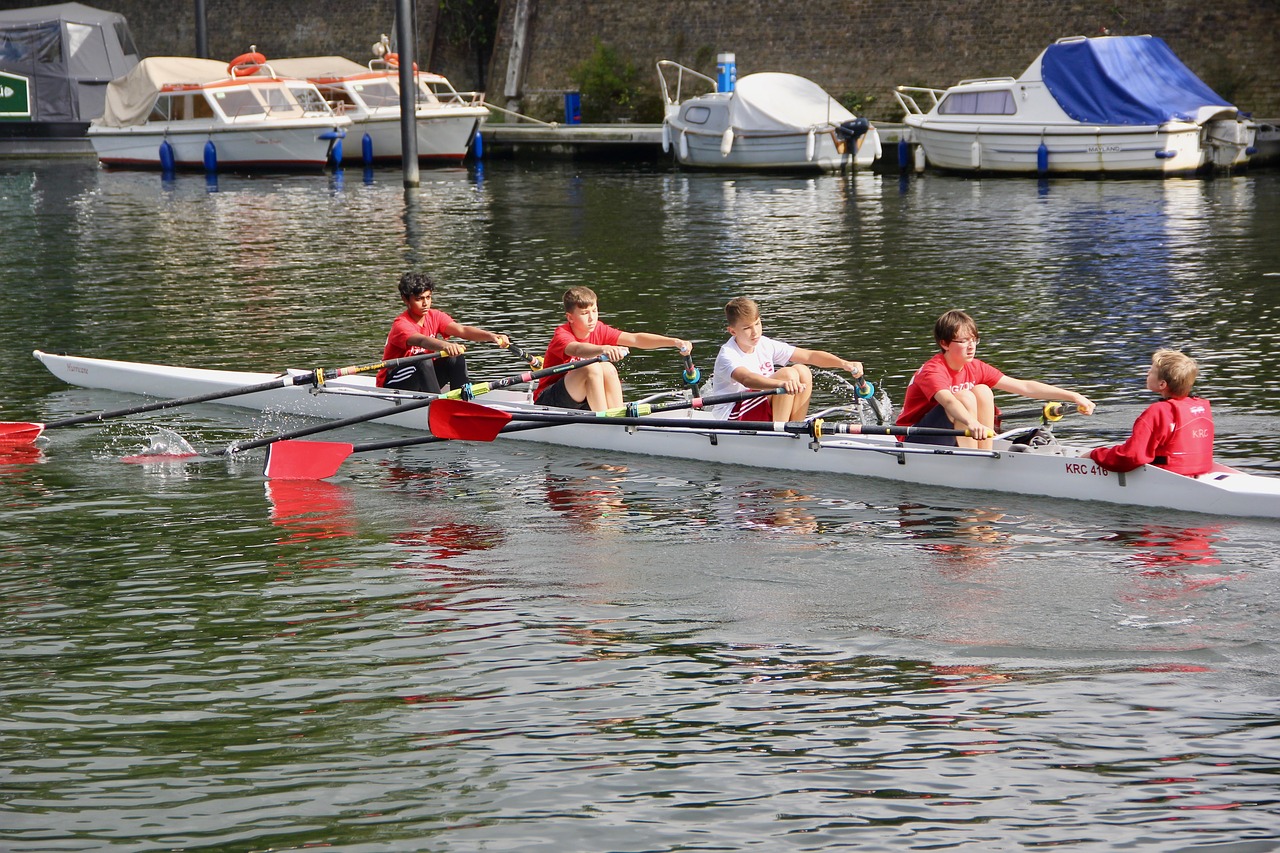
[228,353,613,458]
[0,351,451,445]
[262,386,787,480]
[680,350,701,387]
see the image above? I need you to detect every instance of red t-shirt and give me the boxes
[1089,397,1214,475]
[376,308,455,386]
[896,353,1004,426]
[534,320,622,399]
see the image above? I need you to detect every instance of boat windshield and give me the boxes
[938,90,1016,115]
[351,80,400,108]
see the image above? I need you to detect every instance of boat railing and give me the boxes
[894,86,945,116]
[656,60,717,110]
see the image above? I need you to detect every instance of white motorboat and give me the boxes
[27,350,1280,520]
[658,60,881,172]
[260,52,487,164]
[88,53,349,170]
[894,35,1257,176]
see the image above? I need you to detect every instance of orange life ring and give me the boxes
[228,51,267,77]
[383,53,418,72]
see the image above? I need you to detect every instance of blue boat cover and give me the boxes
[1041,36,1234,125]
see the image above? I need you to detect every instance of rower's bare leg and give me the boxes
[973,384,996,450]
[950,388,983,449]
[565,362,623,411]
[771,365,813,421]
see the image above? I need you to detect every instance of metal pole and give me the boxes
[194,0,208,58]
[395,0,420,187]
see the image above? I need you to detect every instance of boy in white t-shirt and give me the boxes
[709,297,865,421]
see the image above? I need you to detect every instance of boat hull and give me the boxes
[902,118,1253,175]
[88,121,347,169]
[669,124,881,172]
[32,351,1280,520]
[338,109,485,163]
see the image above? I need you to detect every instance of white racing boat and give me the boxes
[29,350,1280,520]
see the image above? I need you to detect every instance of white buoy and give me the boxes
[661,121,671,154]
[720,128,734,157]
[913,144,925,173]
[678,130,689,161]
[970,138,981,169]
[806,129,815,161]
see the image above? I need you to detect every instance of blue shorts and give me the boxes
[905,404,959,447]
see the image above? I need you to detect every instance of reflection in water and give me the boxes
[544,463,629,531]
[733,486,818,534]
[266,479,357,545]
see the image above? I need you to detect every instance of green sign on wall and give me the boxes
[1,71,32,120]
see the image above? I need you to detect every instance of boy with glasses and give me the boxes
[896,309,1095,449]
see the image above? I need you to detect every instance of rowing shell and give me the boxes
[31,350,1280,520]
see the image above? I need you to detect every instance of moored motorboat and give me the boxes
[259,49,487,164]
[658,60,881,172]
[29,350,1280,520]
[88,53,350,170]
[894,35,1257,176]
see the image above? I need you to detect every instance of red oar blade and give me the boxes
[263,440,355,480]
[0,422,46,445]
[428,399,515,442]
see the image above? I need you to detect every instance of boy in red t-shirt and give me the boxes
[535,286,692,411]
[376,272,509,392]
[896,309,1095,449]
[1089,349,1214,475]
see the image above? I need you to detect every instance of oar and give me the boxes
[681,351,702,387]
[262,387,787,480]
[0,351,451,445]
[215,354,614,456]
[999,402,1067,423]
[852,376,888,424]
[427,398,970,443]
[506,340,544,369]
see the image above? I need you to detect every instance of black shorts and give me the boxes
[905,404,959,446]
[535,378,590,411]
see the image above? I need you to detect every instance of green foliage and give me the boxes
[570,40,652,123]
[837,91,876,117]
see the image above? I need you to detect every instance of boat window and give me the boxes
[214,89,266,119]
[938,90,1016,115]
[149,94,171,121]
[352,81,400,108]
[289,85,329,114]
[0,23,61,65]
[66,23,109,78]
[259,85,303,118]
[683,105,711,125]
[114,21,140,62]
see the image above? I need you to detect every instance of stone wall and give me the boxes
[4,1,1274,117]
[489,0,1279,119]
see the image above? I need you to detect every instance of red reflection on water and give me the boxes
[1124,525,1224,569]
[544,466,628,531]
[266,479,357,543]
[0,443,43,468]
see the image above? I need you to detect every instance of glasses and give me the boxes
[950,337,980,346]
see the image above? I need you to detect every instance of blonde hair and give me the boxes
[1152,349,1198,397]
[563,286,597,312]
[725,296,760,326]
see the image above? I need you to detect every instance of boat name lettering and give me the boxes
[1064,462,1109,477]
[67,365,88,374]
[1087,145,1123,153]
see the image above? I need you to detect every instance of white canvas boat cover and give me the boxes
[264,56,370,79]
[98,56,232,127]
[729,72,854,132]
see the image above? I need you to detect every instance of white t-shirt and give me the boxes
[709,335,797,418]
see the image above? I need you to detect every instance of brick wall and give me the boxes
[489,0,1279,119]
[5,0,1274,117]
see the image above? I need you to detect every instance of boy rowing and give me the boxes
[709,297,865,421]
[1088,349,1214,475]
[896,309,1095,449]
[534,286,692,411]
[376,272,509,393]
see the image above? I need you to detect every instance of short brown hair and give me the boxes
[1152,349,1198,397]
[934,309,979,347]
[563,286,597,312]
[725,297,760,326]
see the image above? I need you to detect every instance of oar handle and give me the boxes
[681,351,701,387]
[506,340,544,370]
[442,353,612,401]
[320,350,449,382]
